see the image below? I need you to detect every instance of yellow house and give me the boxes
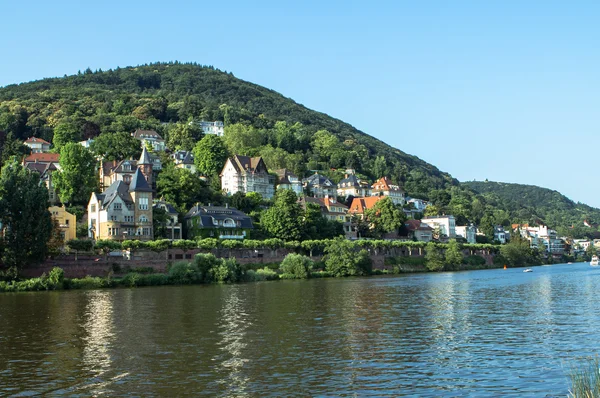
[49,206,77,242]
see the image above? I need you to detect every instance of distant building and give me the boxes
[302,173,337,199]
[403,219,433,242]
[24,137,51,153]
[494,226,509,244]
[185,204,253,240]
[406,197,429,212]
[299,196,349,223]
[455,224,477,244]
[421,215,456,239]
[276,169,303,195]
[347,196,383,217]
[49,205,77,243]
[220,155,275,199]
[337,172,370,198]
[172,150,196,173]
[153,200,182,240]
[26,161,58,205]
[371,177,405,205]
[132,129,166,152]
[23,152,60,170]
[79,138,94,149]
[197,121,224,137]
[100,147,158,191]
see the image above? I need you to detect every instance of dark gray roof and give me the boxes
[338,174,360,187]
[102,180,133,206]
[138,146,152,165]
[130,168,152,192]
[302,173,335,187]
[154,200,178,215]
[173,150,195,164]
[185,204,253,229]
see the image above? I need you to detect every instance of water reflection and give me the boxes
[213,286,251,397]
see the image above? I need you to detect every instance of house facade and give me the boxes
[421,215,456,239]
[198,121,224,137]
[26,162,58,205]
[153,200,182,240]
[132,129,166,152]
[337,173,370,198]
[276,169,303,195]
[302,173,337,199]
[455,224,477,244]
[24,137,51,153]
[371,177,405,205]
[172,150,196,173]
[403,219,433,242]
[185,204,253,240]
[87,168,154,241]
[49,205,77,242]
[220,155,275,199]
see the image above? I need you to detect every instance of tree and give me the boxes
[425,242,444,271]
[423,205,440,218]
[260,189,303,241]
[280,253,313,279]
[156,164,206,212]
[366,197,406,237]
[52,122,81,152]
[90,131,141,161]
[223,123,263,156]
[324,237,372,277]
[0,161,52,270]
[372,155,388,178]
[53,143,98,205]
[192,135,229,177]
[445,239,463,270]
[499,233,537,267]
[153,206,169,239]
[167,122,203,151]
[0,132,30,167]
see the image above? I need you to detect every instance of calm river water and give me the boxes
[1,263,600,396]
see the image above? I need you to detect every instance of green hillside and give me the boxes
[0,62,453,198]
[462,181,600,238]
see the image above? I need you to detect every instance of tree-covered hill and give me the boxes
[0,62,454,198]
[462,181,600,238]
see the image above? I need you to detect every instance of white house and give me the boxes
[24,137,51,153]
[370,177,405,205]
[337,172,370,198]
[220,155,274,199]
[455,224,477,244]
[421,215,456,239]
[132,129,166,152]
[276,169,303,195]
[197,121,225,137]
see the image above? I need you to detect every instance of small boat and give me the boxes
[591,255,599,267]
[523,268,533,273]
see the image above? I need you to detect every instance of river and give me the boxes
[1,262,599,396]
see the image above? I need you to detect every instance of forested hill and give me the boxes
[0,62,454,198]
[462,181,600,237]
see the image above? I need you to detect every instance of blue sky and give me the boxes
[1,1,599,206]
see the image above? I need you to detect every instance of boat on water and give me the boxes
[591,255,599,267]
[523,268,533,273]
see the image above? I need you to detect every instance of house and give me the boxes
[172,150,196,173]
[455,224,477,244]
[23,152,60,170]
[302,173,337,199]
[513,224,564,255]
[420,215,456,239]
[406,197,429,212]
[220,155,275,199]
[276,169,303,195]
[79,138,94,149]
[26,161,58,205]
[299,196,350,223]
[185,204,253,240]
[49,206,77,242]
[153,200,182,240]
[337,172,370,198]
[87,168,154,241]
[371,177,405,205]
[197,121,224,137]
[24,137,51,153]
[132,129,166,152]
[347,196,383,217]
[403,219,433,242]
[100,147,156,191]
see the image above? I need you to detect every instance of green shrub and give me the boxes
[66,276,107,290]
[45,267,65,290]
[567,356,600,398]
[209,258,244,283]
[279,253,314,279]
[246,268,279,282]
[168,261,200,284]
[310,270,332,278]
[324,237,372,277]
[464,255,487,267]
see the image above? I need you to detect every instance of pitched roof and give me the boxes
[26,161,57,177]
[184,204,254,229]
[276,168,298,185]
[138,146,152,165]
[302,172,335,187]
[348,196,382,214]
[25,137,51,145]
[153,200,178,214]
[173,150,194,164]
[24,153,60,163]
[133,129,163,140]
[405,219,433,232]
[371,176,403,192]
[102,180,133,206]
[224,155,268,175]
[338,174,361,188]
[130,168,152,192]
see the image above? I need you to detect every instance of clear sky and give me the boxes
[1,1,599,205]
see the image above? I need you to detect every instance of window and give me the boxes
[91,204,96,212]
[139,197,149,210]
[113,203,122,211]
[143,227,151,236]
[65,219,69,225]
[140,215,149,223]
[110,215,118,221]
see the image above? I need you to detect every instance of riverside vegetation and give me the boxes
[0,236,551,293]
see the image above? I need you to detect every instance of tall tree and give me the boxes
[53,143,98,205]
[366,197,406,237]
[260,189,303,241]
[192,135,229,177]
[90,131,141,161]
[167,122,203,151]
[156,164,209,212]
[0,132,29,167]
[445,239,464,270]
[52,122,82,152]
[0,161,52,270]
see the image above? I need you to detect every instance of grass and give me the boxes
[567,356,600,398]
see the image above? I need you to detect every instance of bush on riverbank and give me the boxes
[280,253,314,279]
[324,237,372,277]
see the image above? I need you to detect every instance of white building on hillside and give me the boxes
[220,155,274,199]
[421,215,456,239]
[198,121,224,137]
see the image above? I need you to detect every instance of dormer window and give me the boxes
[123,163,132,171]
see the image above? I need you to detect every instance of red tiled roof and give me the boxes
[348,196,382,214]
[25,137,51,145]
[371,176,403,192]
[405,219,433,231]
[24,153,59,163]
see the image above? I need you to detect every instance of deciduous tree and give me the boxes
[54,143,98,205]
